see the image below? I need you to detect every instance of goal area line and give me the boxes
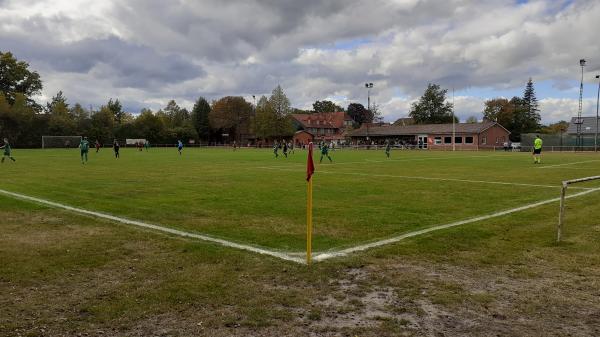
[1,187,599,265]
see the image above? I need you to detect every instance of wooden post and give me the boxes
[557,182,568,242]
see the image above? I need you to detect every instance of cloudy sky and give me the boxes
[1,0,599,123]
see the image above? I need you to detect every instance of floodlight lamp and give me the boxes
[580,59,586,67]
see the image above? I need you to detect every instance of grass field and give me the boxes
[2,147,600,336]
[2,147,600,257]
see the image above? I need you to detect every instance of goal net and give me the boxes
[41,136,82,149]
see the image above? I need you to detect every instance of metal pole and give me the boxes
[557,182,567,242]
[577,59,586,151]
[452,87,455,151]
[594,75,600,152]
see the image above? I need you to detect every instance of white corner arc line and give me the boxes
[0,189,305,264]
[313,187,600,262]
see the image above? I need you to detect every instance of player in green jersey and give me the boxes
[79,137,90,164]
[533,135,542,164]
[320,142,332,163]
[0,138,16,163]
[273,142,279,158]
[385,141,391,158]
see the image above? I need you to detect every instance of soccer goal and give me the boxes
[557,175,600,242]
[41,136,82,149]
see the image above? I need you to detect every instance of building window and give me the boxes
[482,135,487,145]
[444,136,452,144]
[465,136,474,144]
[434,137,442,145]
[455,136,463,144]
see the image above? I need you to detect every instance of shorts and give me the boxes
[533,148,541,154]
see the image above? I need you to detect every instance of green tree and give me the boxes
[346,103,372,127]
[107,98,124,124]
[269,85,292,117]
[509,97,527,141]
[90,106,115,142]
[483,98,514,128]
[210,96,253,143]
[541,120,569,134]
[522,78,541,132]
[135,108,165,143]
[312,100,343,113]
[409,83,454,124]
[71,103,92,137]
[47,91,76,135]
[0,51,43,108]
[191,97,211,141]
[0,93,37,145]
[466,116,478,123]
[163,100,190,128]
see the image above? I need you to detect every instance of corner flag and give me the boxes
[306,142,315,181]
[306,142,314,265]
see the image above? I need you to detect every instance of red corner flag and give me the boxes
[306,142,315,181]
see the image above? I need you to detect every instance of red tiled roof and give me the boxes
[291,112,350,129]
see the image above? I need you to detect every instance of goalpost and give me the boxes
[557,175,600,242]
[41,136,82,149]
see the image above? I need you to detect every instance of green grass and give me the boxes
[2,147,600,253]
[2,147,600,336]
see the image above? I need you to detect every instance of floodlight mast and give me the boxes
[594,75,600,152]
[452,87,455,151]
[365,83,373,144]
[577,59,586,151]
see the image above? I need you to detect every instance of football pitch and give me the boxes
[3,147,600,263]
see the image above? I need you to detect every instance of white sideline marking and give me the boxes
[538,160,600,169]
[0,189,305,264]
[3,186,600,264]
[257,166,591,190]
[313,187,600,261]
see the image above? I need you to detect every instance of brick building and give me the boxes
[291,112,354,146]
[349,121,510,150]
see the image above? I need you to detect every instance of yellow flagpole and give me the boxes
[306,176,313,265]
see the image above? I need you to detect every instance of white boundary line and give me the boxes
[0,189,305,264]
[256,166,591,190]
[313,186,600,261]
[260,154,510,169]
[538,160,600,169]
[3,186,600,264]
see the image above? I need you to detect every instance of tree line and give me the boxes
[1,51,381,147]
[409,80,545,141]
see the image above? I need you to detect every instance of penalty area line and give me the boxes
[0,189,305,265]
[313,186,600,262]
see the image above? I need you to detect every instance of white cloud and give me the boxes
[1,0,599,123]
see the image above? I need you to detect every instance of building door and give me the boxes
[418,135,428,149]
